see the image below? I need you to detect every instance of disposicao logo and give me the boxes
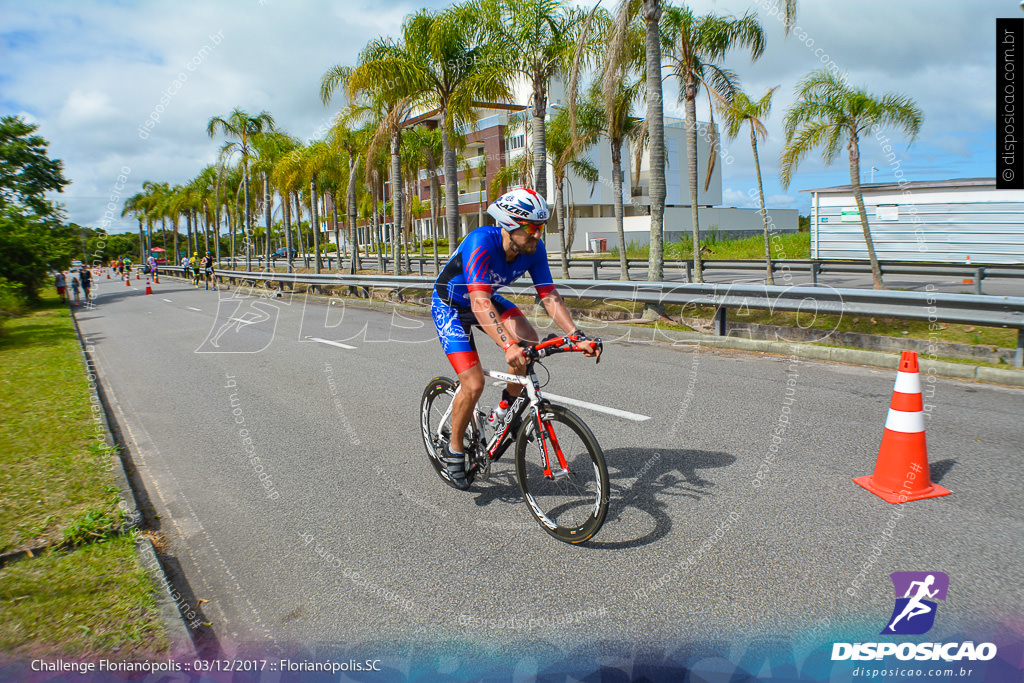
[882,571,948,635]
[832,571,998,662]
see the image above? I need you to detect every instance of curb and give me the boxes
[220,278,1024,387]
[69,304,199,657]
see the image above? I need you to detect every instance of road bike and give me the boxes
[420,334,610,544]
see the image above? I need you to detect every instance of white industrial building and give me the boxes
[804,178,1024,264]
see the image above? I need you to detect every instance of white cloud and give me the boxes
[1,0,1007,232]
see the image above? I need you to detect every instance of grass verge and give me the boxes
[0,289,168,657]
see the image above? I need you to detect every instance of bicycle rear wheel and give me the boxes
[514,404,609,544]
[420,377,479,489]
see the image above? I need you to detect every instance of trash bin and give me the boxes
[597,238,607,252]
[589,239,600,253]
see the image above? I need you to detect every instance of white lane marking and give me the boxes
[540,392,651,422]
[307,336,357,350]
[228,316,259,327]
[162,298,173,303]
[488,382,650,422]
[187,306,202,312]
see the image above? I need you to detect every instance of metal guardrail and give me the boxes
[159,265,1024,366]
[213,255,1024,295]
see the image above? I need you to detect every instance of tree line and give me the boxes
[2,0,923,305]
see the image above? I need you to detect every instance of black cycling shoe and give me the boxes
[441,443,471,490]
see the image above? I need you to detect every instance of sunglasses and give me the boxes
[517,220,545,235]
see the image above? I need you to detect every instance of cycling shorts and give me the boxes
[431,290,524,374]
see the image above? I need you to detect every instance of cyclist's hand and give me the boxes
[505,342,527,373]
[579,339,601,359]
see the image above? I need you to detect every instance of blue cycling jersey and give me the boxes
[434,225,555,307]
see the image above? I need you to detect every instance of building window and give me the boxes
[508,133,525,150]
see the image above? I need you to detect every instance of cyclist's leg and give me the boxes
[492,295,538,399]
[432,291,482,451]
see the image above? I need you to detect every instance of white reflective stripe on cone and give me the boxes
[892,371,922,395]
[884,408,925,434]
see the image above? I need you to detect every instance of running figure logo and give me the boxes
[881,571,949,635]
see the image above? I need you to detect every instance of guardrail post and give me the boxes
[975,268,984,296]
[811,260,820,286]
[714,307,727,336]
[592,260,599,280]
[685,260,692,283]
[1017,329,1023,368]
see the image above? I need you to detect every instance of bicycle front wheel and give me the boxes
[515,404,609,544]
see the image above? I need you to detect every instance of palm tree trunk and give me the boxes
[185,211,193,259]
[425,147,442,273]
[442,123,460,247]
[685,87,702,283]
[263,176,272,270]
[169,217,176,261]
[611,137,629,280]
[391,131,403,276]
[332,192,342,269]
[243,157,252,271]
[556,177,569,279]
[532,82,548,197]
[372,173,382,271]
[282,193,293,273]
[644,0,666,289]
[849,136,883,289]
[311,178,322,274]
[751,126,773,286]
[293,192,306,263]
[347,155,360,274]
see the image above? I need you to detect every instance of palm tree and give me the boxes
[593,7,645,281]
[662,5,764,284]
[207,107,276,271]
[547,105,601,278]
[781,70,922,289]
[323,61,416,275]
[477,0,590,199]
[341,6,510,248]
[721,87,778,285]
[605,0,668,292]
[252,131,299,270]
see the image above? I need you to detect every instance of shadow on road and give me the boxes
[587,447,736,550]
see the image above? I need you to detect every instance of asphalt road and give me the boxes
[75,273,1024,674]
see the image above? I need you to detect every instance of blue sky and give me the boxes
[0,0,1014,233]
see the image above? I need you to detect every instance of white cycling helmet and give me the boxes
[487,187,550,231]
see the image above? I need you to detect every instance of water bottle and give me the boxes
[487,400,510,431]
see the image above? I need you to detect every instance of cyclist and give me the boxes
[431,187,600,489]
[189,252,201,287]
[201,251,216,290]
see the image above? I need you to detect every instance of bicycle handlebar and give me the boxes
[522,333,603,362]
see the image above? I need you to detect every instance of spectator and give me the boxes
[147,255,160,283]
[70,274,80,304]
[79,267,92,303]
[55,271,66,302]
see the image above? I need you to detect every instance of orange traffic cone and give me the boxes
[854,351,951,503]
[124,276,130,287]
[106,269,111,279]
[145,280,153,295]
[963,255,973,285]
[136,270,140,280]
